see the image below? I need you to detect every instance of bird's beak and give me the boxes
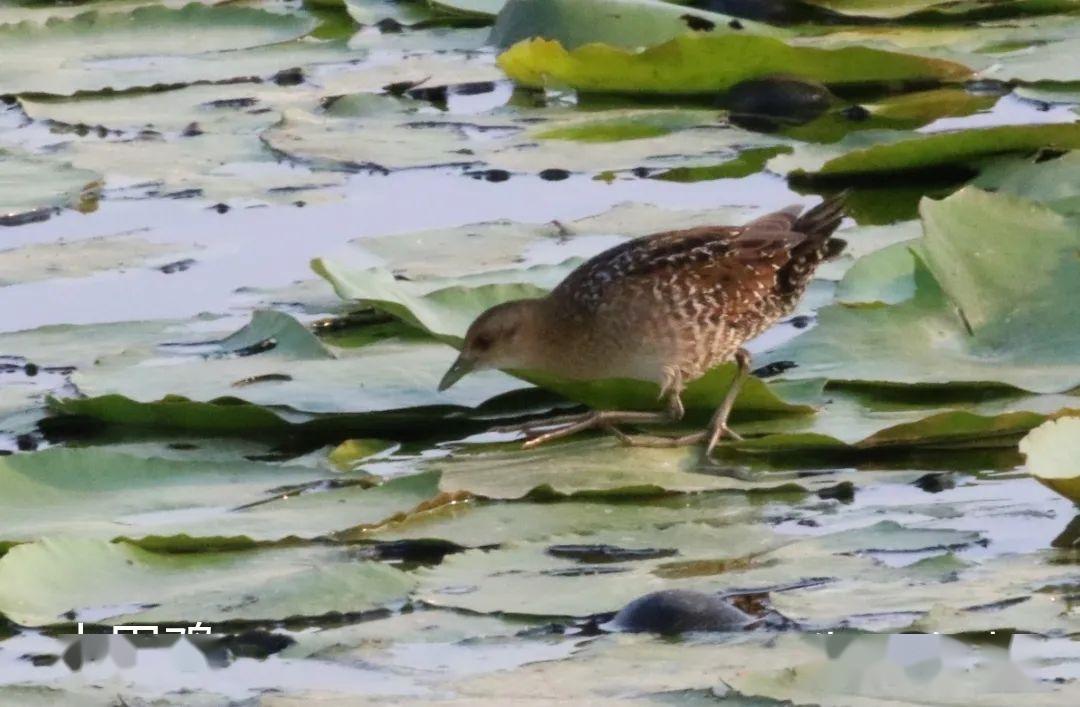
[438,353,475,391]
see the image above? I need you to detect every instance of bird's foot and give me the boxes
[518,410,671,450]
[705,424,743,456]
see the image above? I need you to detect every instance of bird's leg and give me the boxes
[521,368,688,449]
[703,348,751,456]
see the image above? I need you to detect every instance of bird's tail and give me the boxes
[793,190,849,252]
[781,191,850,292]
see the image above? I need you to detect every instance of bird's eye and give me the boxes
[473,334,492,351]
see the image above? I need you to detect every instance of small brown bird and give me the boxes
[439,194,847,454]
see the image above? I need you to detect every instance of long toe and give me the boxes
[521,413,602,449]
[704,425,742,456]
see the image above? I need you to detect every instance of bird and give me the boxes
[438,193,848,455]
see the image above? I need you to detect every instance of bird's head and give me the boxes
[438,299,543,391]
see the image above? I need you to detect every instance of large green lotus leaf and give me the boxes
[0,4,318,95]
[414,520,786,617]
[0,317,219,369]
[973,151,1080,215]
[263,106,484,171]
[264,98,786,175]
[0,1,235,25]
[780,122,1080,180]
[1014,81,1080,105]
[415,517,985,619]
[983,37,1080,83]
[280,609,563,677]
[760,189,1080,394]
[490,0,780,50]
[770,550,1080,634]
[432,0,505,16]
[0,149,100,226]
[0,538,415,627]
[425,437,850,499]
[17,81,317,135]
[366,491,759,546]
[805,0,1080,21]
[72,335,527,413]
[482,112,786,173]
[517,366,816,421]
[312,258,571,343]
[0,233,190,287]
[496,33,971,95]
[833,240,919,305]
[352,201,754,279]
[0,448,436,543]
[60,130,347,204]
[344,0,435,25]
[45,393,519,442]
[1020,416,1080,503]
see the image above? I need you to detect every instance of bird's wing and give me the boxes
[551,216,808,312]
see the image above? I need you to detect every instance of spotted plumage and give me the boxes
[439,193,848,453]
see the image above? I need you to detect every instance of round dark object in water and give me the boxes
[611,589,752,635]
[724,77,834,125]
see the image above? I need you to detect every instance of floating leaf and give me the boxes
[782,122,1080,181]
[0,448,436,544]
[0,4,319,94]
[496,33,971,95]
[1020,416,1080,503]
[761,189,1080,393]
[0,537,414,626]
[0,150,100,226]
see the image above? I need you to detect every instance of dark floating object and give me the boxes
[455,81,497,96]
[181,122,203,137]
[362,538,469,565]
[375,18,405,34]
[469,168,510,182]
[272,67,305,87]
[680,14,716,31]
[788,314,813,329]
[538,168,570,181]
[547,544,678,563]
[913,472,956,494]
[724,76,834,128]
[202,630,296,663]
[841,105,871,122]
[611,589,753,635]
[212,202,230,214]
[157,258,196,274]
[15,434,37,452]
[817,480,855,503]
[24,362,38,377]
[631,166,651,178]
[202,97,258,109]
